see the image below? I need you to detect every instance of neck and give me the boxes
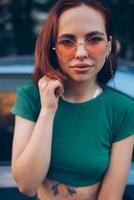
[62,79,101,103]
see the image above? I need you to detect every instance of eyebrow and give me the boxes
[58,31,105,40]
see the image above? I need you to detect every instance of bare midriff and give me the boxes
[37,178,102,200]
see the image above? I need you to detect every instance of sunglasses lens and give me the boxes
[86,40,107,56]
[56,40,76,58]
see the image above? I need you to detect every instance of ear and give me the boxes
[106,36,112,58]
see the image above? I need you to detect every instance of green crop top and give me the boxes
[11,81,134,187]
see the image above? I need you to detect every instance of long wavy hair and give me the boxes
[33,0,117,87]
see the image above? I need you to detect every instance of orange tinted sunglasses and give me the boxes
[52,36,111,59]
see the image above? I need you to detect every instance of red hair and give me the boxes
[33,0,117,87]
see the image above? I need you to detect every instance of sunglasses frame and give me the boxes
[52,36,112,59]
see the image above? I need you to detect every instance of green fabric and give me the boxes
[11,81,134,187]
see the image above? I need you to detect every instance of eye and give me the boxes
[87,37,104,44]
[58,39,75,47]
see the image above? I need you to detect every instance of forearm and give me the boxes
[98,193,123,200]
[12,110,55,196]
[97,175,124,200]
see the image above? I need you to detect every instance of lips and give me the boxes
[70,64,94,68]
[69,63,94,72]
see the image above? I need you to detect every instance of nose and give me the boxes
[75,44,88,59]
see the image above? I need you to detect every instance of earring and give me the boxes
[107,54,116,89]
[108,54,114,79]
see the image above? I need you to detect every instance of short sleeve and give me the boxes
[11,85,39,122]
[113,101,134,142]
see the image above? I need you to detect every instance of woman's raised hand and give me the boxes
[38,75,64,114]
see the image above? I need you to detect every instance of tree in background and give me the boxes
[105,0,134,60]
[0,0,134,60]
[9,0,36,55]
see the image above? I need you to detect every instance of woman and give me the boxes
[11,0,134,200]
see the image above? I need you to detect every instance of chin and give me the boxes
[69,75,93,82]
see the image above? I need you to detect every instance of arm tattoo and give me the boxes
[51,181,77,197]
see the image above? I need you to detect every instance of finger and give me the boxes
[46,81,64,97]
[55,86,64,97]
[38,77,49,91]
[38,76,49,84]
[47,71,64,85]
[48,80,64,91]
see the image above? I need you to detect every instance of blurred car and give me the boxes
[108,59,134,99]
[0,56,36,200]
[0,56,134,200]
